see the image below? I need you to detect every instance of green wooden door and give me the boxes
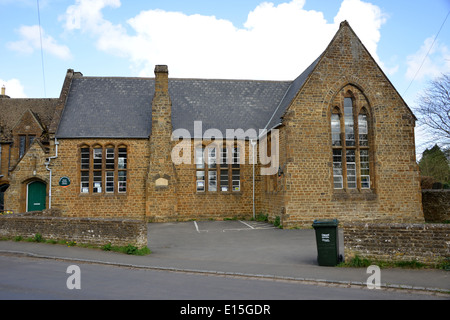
[27,181,46,212]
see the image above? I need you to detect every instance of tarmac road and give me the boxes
[0,254,446,301]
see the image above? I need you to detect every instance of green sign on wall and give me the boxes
[59,176,71,187]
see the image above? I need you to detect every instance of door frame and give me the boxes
[26,180,47,212]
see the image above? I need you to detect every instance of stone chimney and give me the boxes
[146,65,178,221]
[152,65,172,135]
[154,65,169,96]
[0,85,10,98]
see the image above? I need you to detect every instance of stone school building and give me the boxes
[0,22,424,227]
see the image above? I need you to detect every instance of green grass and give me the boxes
[101,243,151,256]
[5,234,151,256]
[338,255,447,270]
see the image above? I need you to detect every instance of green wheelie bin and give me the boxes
[312,219,340,266]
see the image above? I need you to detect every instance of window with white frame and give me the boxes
[80,145,127,194]
[196,144,241,193]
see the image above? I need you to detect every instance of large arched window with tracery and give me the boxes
[331,86,373,190]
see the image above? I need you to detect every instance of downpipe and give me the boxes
[45,138,59,209]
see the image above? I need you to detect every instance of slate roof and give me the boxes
[56,77,154,138]
[170,79,291,139]
[0,98,58,142]
[56,60,318,139]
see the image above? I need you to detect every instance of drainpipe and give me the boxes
[250,139,257,220]
[45,138,59,208]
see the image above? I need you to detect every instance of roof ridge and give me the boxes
[76,75,292,84]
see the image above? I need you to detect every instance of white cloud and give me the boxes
[406,36,450,81]
[61,0,121,32]
[0,78,27,98]
[60,0,389,80]
[334,0,387,60]
[7,25,72,60]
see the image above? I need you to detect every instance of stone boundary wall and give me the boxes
[422,190,450,223]
[0,214,148,248]
[343,223,450,265]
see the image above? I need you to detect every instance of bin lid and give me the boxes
[312,219,339,227]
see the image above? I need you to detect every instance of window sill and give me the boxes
[196,191,243,196]
[78,192,128,197]
[332,188,376,201]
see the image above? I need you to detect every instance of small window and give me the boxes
[208,171,217,192]
[93,171,102,193]
[207,147,217,192]
[19,136,26,158]
[220,147,228,168]
[220,169,229,192]
[93,148,102,170]
[358,114,368,147]
[106,171,114,193]
[333,149,343,189]
[346,151,357,189]
[208,147,217,169]
[232,147,240,168]
[118,147,127,193]
[118,148,127,169]
[231,147,240,192]
[360,150,370,189]
[118,171,127,193]
[195,147,204,169]
[81,171,89,193]
[81,148,90,170]
[18,134,36,159]
[232,169,240,192]
[196,170,205,192]
[28,136,35,148]
[106,148,115,170]
[344,98,355,147]
[331,114,341,147]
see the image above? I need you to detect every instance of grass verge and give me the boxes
[3,234,151,256]
[339,254,450,270]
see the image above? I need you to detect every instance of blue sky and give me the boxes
[1,0,450,153]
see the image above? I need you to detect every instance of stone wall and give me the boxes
[0,214,147,248]
[343,222,450,265]
[422,190,450,223]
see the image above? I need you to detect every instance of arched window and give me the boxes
[358,109,370,189]
[92,145,103,193]
[80,145,90,193]
[117,146,127,193]
[331,87,372,190]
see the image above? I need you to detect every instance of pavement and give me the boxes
[0,220,449,297]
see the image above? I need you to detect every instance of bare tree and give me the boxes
[415,73,450,147]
